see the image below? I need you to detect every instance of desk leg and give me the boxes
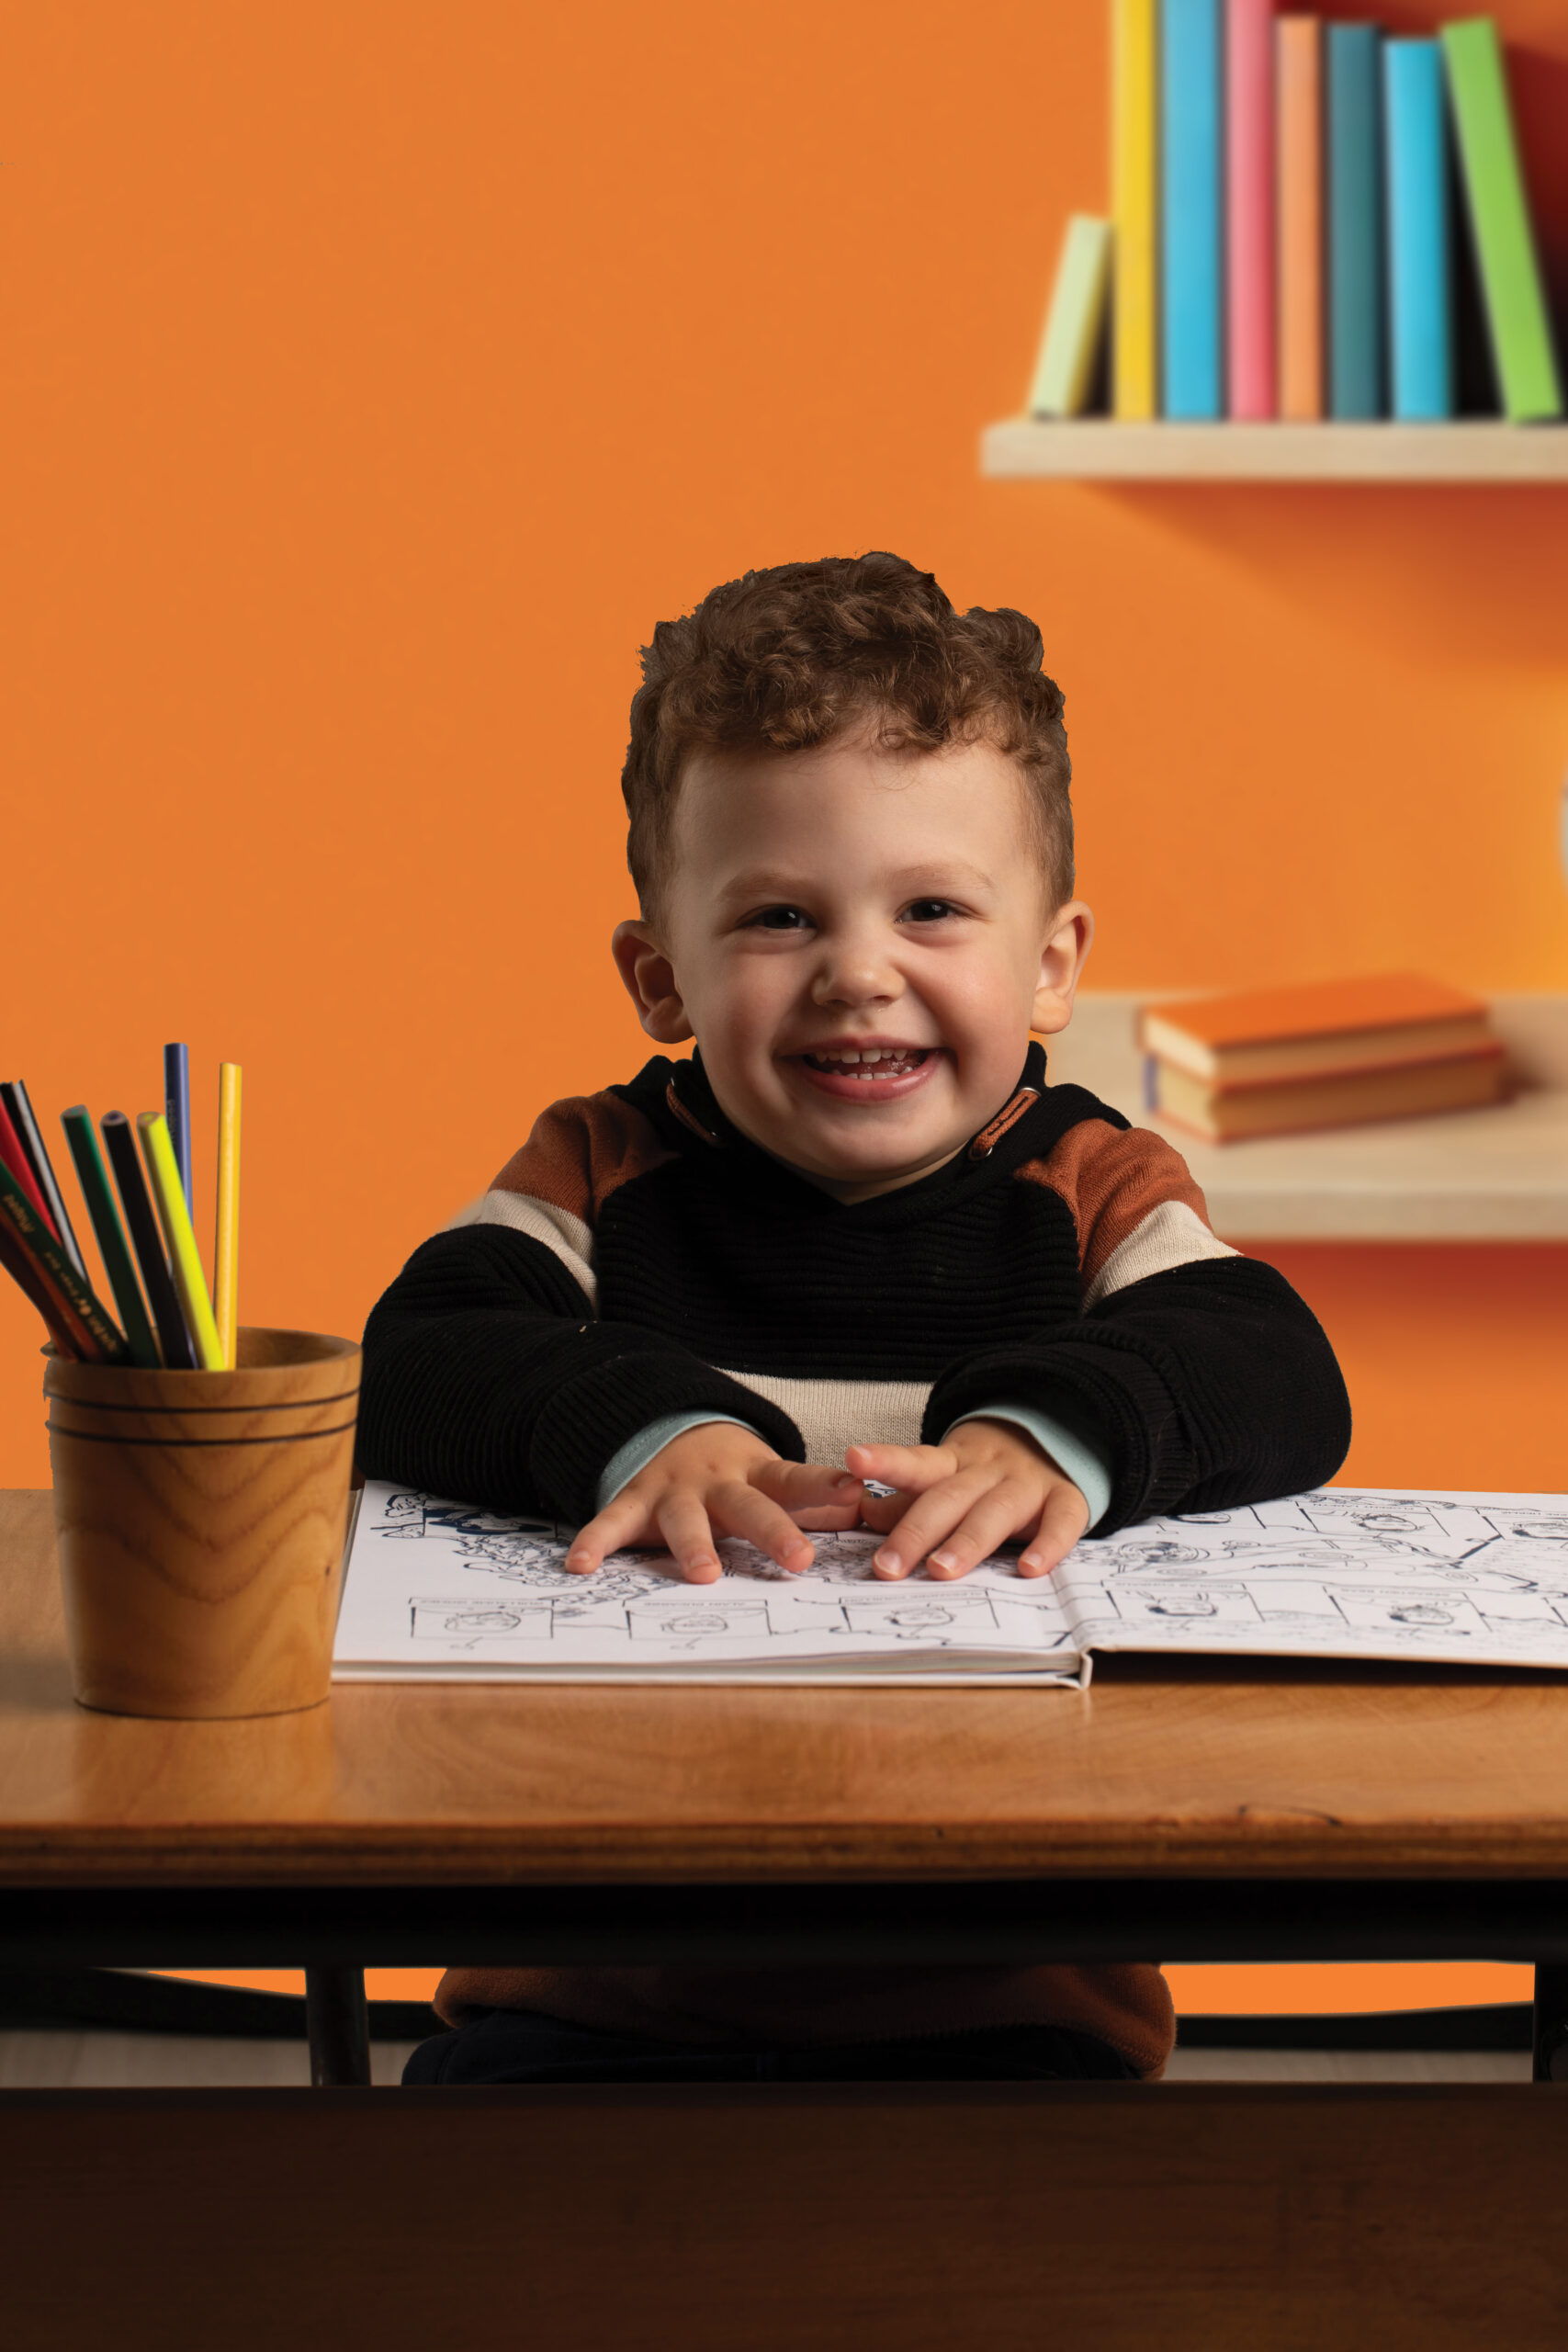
[1531,1963,1568,2082]
[305,1966,371,2086]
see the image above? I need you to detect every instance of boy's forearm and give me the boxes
[357,1225,803,1523]
[923,1256,1351,1534]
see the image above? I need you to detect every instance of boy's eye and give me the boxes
[904,899,960,923]
[745,906,812,931]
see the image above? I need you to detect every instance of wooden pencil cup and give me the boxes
[45,1328,360,1719]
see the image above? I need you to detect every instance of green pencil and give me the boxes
[61,1106,161,1367]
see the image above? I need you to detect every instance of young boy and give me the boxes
[362,551,1351,2086]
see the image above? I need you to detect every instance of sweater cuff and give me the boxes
[941,1403,1112,1533]
[596,1413,761,1512]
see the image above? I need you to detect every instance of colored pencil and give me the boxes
[0,1159,130,1363]
[214,1063,242,1370]
[60,1107,161,1367]
[101,1111,197,1369]
[0,1095,59,1238]
[2,1080,89,1283]
[164,1042,193,1216]
[0,1210,82,1358]
[138,1113,224,1371]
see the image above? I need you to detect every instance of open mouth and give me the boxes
[800,1046,932,1083]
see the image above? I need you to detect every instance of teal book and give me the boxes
[1327,22,1384,420]
[1385,40,1453,419]
[1440,19,1562,422]
[1026,217,1112,416]
[1161,0,1223,419]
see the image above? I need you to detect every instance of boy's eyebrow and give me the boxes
[714,859,1000,905]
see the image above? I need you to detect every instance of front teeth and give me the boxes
[805,1046,926,1080]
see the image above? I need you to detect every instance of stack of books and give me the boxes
[1025,6,1562,426]
[1137,973,1507,1142]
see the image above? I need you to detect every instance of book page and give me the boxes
[1057,1487,1568,1668]
[333,1481,1085,1685]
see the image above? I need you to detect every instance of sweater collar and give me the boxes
[652,1041,1059,1221]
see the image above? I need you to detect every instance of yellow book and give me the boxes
[138,1112,225,1371]
[1111,0,1158,418]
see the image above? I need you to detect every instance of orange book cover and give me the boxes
[1140,972,1488,1053]
[1277,16,1324,420]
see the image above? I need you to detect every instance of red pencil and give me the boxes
[0,1209,84,1357]
[0,1096,59,1238]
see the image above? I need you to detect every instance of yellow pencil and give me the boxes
[137,1112,225,1372]
[214,1063,242,1370]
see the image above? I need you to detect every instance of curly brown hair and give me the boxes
[621,552,1073,920]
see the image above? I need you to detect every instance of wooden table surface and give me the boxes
[6,1488,1568,1887]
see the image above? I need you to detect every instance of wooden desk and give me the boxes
[6,1486,1568,2349]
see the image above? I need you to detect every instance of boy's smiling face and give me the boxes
[613,728,1092,1202]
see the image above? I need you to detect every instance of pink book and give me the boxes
[1226,0,1277,416]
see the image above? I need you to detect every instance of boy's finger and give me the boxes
[1019,1483,1090,1577]
[654,1492,724,1584]
[870,1474,988,1579]
[752,1460,863,1513]
[563,1493,648,1575]
[925,1479,1039,1581]
[843,1442,956,1493]
[711,1481,817,1572]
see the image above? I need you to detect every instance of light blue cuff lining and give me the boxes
[942,1403,1113,1534]
[595,1411,761,1512]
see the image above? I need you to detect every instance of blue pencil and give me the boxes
[164,1041,192,1216]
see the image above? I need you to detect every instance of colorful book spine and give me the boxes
[1441,18,1563,423]
[1225,0,1277,418]
[1276,17,1325,421]
[1161,0,1223,419]
[1111,0,1159,419]
[1384,40,1452,421]
[1026,216,1113,417]
[1326,22,1383,419]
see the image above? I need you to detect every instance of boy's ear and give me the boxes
[1032,899,1095,1036]
[612,921,694,1045]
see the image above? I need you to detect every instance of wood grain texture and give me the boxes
[43,1330,358,1720]
[6,1491,1568,1883]
[5,2085,1566,2350]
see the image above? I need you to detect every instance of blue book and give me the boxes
[1160,0,1222,418]
[1384,40,1452,420]
[1327,23,1384,419]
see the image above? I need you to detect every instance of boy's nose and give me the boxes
[810,944,903,1010]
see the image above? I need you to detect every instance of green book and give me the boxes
[1439,19,1562,422]
[1026,217,1112,418]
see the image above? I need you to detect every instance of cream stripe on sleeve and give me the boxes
[1082,1198,1238,1310]
[446,1190,599,1306]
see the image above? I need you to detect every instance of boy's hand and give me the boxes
[565,1423,863,1584]
[845,1419,1089,1582]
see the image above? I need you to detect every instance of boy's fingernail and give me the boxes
[873,1547,899,1573]
[833,1474,859,1489]
[930,1549,958,1571]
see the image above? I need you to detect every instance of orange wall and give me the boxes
[3,0,1567,1507]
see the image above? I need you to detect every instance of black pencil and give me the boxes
[1,1080,89,1285]
[100,1111,196,1369]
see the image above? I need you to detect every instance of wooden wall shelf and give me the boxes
[982,418,1568,482]
[1045,994,1568,1240]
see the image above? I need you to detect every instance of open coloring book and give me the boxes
[333,1479,1568,1688]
